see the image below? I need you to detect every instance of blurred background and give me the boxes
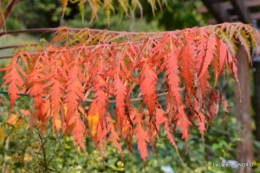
[0,0,260,172]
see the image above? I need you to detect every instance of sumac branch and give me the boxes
[0,22,259,160]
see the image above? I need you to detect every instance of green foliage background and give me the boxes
[0,0,260,172]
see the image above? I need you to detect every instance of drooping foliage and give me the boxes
[61,0,168,24]
[0,22,259,160]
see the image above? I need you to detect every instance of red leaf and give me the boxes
[221,95,229,117]
[1,58,23,108]
[71,115,87,151]
[199,32,216,78]
[197,113,206,137]
[140,64,158,115]
[196,28,208,67]
[134,124,149,160]
[165,37,182,104]
[151,33,169,57]
[164,121,177,149]
[175,108,191,139]
[209,90,220,118]
[180,30,196,98]
[114,76,127,128]
[64,64,84,122]
[92,74,108,129]
[106,116,123,155]
[219,39,228,73]
[155,108,166,128]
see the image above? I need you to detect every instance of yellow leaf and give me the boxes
[61,0,69,17]
[64,103,68,116]
[0,127,4,141]
[55,119,62,130]
[24,153,32,162]
[88,113,99,136]
[6,114,18,125]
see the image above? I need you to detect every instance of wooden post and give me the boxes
[235,45,253,173]
[253,63,260,158]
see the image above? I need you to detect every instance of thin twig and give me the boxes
[38,133,48,173]
[1,136,9,173]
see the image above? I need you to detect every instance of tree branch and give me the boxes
[0,43,38,50]
[0,53,39,59]
[0,90,168,103]
[0,0,24,29]
[0,22,240,37]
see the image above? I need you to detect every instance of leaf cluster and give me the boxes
[61,0,167,24]
[0,22,259,160]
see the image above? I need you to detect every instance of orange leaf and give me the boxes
[139,64,158,115]
[71,116,87,151]
[180,30,196,98]
[114,76,127,128]
[199,32,216,78]
[88,102,100,141]
[134,124,149,160]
